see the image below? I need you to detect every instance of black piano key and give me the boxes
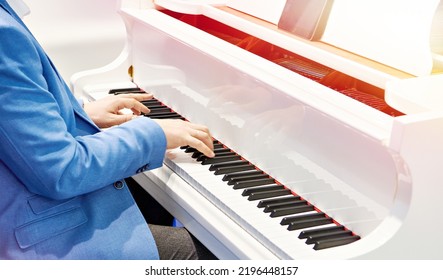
[305,230,352,245]
[148,108,172,114]
[201,155,242,165]
[191,151,202,158]
[257,196,301,208]
[150,101,162,106]
[281,212,325,226]
[228,173,269,185]
[210,140,220,147]
[241,184,284,196]
[287,217,333,231]
[115,90,146,95]
[197,151,237,161]
[248,188,292,201]
[182,143,214,151]
[212,151,237,157]
[213,143,224,149]
[146,112,182,118]
[222,169,263,181]
[214,164,256,175]
[145,105,169,111]
[150,115,184,120]
[298,225,345,239]
[184,147,197,153]
[270,205,315,218]
[205,151,236,159]
[214,148,232,153]
[233,178,276,189]
[142,101,163,107]
[264,199,307,213]
[109,87,143,94]
[209,160,249,171]
[144,105,168,110]
[194,148,231,158]
[211,148,232,155]
[313,235,360,250]
[145,112,177,117]
[142,97,160,101]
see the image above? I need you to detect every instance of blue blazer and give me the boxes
[0,1,166,259]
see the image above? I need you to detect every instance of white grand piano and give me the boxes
[70,0,443,259]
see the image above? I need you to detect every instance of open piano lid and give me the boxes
[227,0,441,76]
[156,0,443,114]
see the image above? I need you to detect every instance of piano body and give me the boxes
[71,0,443,259]
[22,0,126,83]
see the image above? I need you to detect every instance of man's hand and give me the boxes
[84,93,153,128]
[154,119,215,158]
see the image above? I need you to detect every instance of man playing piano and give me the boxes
[0,0,216,260]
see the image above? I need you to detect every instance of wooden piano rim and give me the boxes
[216,6,414,81]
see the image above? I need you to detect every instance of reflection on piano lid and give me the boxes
[111,87,361,252]
[158,9,404,117]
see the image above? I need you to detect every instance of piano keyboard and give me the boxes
[110,87,361,256]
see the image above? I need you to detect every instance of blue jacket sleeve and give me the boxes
[0,14,167,199]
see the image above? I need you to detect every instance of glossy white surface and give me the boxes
[22,0,126,83]
[72,0,443,259]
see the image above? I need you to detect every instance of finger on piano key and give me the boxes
[197,152,237,161]
[192,148,232,158]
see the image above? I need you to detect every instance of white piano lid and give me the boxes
[385,73,443,114]
[226,0,287,24]
[321,0,440,77]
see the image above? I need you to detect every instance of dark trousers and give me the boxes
[126,177,217,260]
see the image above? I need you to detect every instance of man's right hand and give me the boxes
[153,119,215,158]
